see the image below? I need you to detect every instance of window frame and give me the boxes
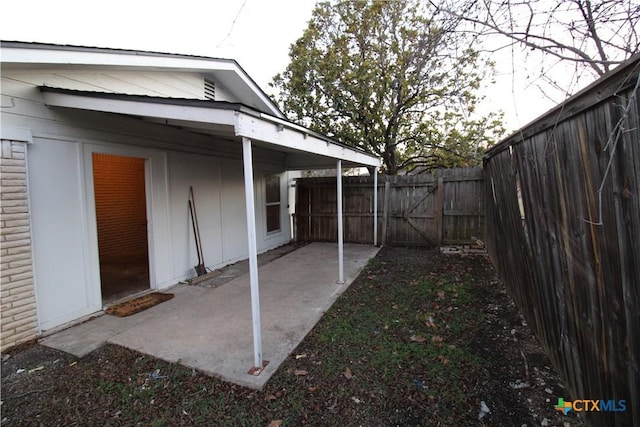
[264,174,281,234]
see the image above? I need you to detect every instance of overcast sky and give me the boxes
[1,0,582,133]
[1,1,317,89]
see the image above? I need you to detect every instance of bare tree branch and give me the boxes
[438,0,638,79]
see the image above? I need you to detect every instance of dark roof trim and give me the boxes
[484,53,640,159]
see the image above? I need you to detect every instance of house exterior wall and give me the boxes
[3,69,210,100]
[210,79,234,102]
[2,67,245,105]
[1,69,292,332]
[0,139,38,351]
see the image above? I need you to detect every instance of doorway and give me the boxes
[92,153,150,303]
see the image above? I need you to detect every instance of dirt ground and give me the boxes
[1,246,584,426]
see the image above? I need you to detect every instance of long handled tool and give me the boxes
[188,187,206,276]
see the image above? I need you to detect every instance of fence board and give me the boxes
[294,167,484,246]
[484,54,639,427]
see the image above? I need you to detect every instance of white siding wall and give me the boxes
[3,70,208,99]
[210,81,235,103]
[28,138,100,329]
[220,159,251,261]
[1,71,291,331]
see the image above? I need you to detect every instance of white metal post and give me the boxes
[242,137,263,369]
[337,160,344,284]
[373,167,378,246]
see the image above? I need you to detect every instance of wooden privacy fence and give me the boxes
[294,167,484,246]
[484,54,639,427]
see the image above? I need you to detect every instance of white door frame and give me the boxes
[83,143,163,307]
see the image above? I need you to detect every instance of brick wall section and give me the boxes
[1,140,38,351]
[92,153,148,261]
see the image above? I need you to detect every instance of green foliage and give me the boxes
[271,0,505,174]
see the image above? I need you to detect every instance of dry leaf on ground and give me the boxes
[344,367,353,379]
[410,335,427,343]
[425,316,436,328]
[432,335,443,347]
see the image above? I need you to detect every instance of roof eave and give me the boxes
[1,40,284,118]
[39,87,382,169]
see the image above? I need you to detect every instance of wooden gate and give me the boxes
[295,167,484,246]
[381,175,439,246]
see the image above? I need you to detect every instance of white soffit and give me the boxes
[40,88,382,168]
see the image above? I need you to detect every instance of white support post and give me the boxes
[242,137,263,371]
[373,167,378,246]
[337,160,344,284]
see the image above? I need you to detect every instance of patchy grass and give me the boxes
[1,247,579,426]
[278,254,490,425]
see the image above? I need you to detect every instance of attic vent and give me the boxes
[204,78,216,100]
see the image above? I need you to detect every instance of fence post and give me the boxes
[435,177,444,246]
[382,179,390,246]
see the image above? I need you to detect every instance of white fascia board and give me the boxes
[235,112,382,168]
[1,45,237,72]
[41,91,238,126]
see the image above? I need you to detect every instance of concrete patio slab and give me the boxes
[41,242,379,389]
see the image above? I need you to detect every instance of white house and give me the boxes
[0,41,381,361]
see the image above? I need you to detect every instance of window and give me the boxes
[265,174,281,233]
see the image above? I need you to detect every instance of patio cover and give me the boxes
[39,87,382,373]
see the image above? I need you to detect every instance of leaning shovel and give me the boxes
[188,196,206,276]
